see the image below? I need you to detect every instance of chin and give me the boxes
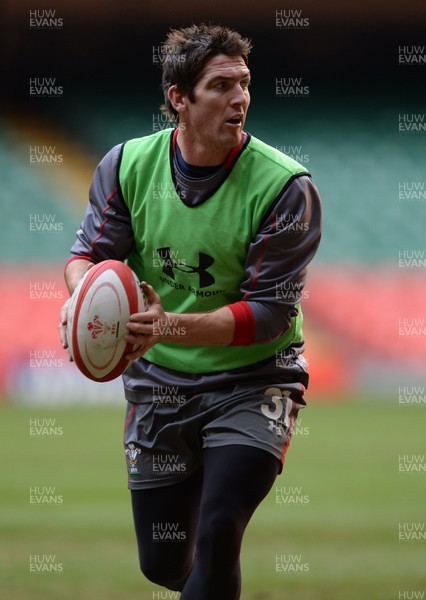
[221,129,242,145]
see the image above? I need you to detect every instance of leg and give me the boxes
[131,466,203,591]
[181,445,280,600]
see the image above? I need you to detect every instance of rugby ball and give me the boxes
[67,260,146,382]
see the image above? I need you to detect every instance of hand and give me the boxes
[61,258,94,358]
[124,282,168,360]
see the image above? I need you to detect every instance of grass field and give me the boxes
[1,400,425,600]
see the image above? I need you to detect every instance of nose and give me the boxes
[231,83,249,108]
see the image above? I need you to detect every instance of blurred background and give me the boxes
[1,1,425,599]
[1,0,425,402]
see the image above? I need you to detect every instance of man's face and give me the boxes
[176,54,251,163]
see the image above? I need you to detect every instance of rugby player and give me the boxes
[59,23,322,600]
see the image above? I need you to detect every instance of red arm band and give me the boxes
[64,256,94,274]
[228,301,256,346]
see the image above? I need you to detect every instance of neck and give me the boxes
[176,128,241,166]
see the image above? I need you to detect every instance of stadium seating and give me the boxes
[1,102,424,401]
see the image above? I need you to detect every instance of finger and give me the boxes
[128,311,149,323]
[124,331,148,345]
[59,298,71,325]
[128,307,159,325]
[140,281,160,305]
[125,322,154,337]
[58,298,71,348]
[125,347,145,361]
[58,322,69,349]
[140,281,153,295]
[125,339,155,361]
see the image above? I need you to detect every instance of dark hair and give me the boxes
[160,23,252,122]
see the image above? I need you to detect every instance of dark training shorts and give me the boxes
[123,371,307,490]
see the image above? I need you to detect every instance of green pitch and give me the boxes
[0,400,425,600]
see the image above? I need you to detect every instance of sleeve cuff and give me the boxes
[228,301,256,346]
[64,255,94,274]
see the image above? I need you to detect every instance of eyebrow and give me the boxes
[207,72,251,84]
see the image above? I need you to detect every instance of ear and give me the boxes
[168,85,188,115]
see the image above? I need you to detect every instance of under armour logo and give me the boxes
[156,247,215,288]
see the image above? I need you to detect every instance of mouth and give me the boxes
[225,114,244,127]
